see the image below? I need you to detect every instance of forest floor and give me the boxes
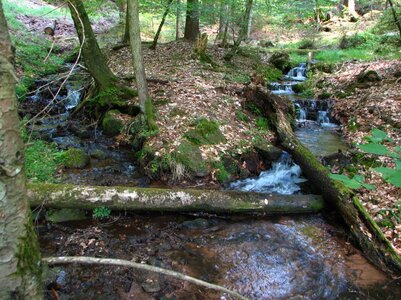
[6,0,401,262]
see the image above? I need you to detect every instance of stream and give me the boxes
[33,65,401,299]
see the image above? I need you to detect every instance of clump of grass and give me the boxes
[25,140,65,182]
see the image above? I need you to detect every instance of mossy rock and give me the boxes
[268,52,291,71]
[62,148,90,169]
[102,109,123,137]
[90,149,106,160]
[253,142,283,163]
[173,141,209,177]
[45,208,87,223]
[317,92,332,100]
[357,70,382,83]
[184,119,226,145]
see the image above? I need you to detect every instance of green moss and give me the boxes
[16,214,42,283]
[102,109,123,136]
[61,148,89,169]
[255,65,283,82]
[145,98,158,132]
[235,110,249,122]
[292,83,306,93]
[255,117,270,131]
[184,118,226,145]
[46,208,87,223]
[173,141,209,177]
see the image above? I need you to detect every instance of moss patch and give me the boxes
[102,109,123,136]
[62,148,89,169]
[173,141,209,177]
[184,118,226,145]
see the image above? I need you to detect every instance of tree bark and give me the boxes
[244,84,401,276]
[0,3,42,299]
[127,0,157,131]
[150,0,174,50]
[184,0,200,41]
[122,1,130,44]
[216,0,229,44]
[68,0,136,104]
[176,0,182,40]
[27,183,324,214]
[388,0,401,39]
[224,0,253,61]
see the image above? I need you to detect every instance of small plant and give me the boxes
[330,129,401,190]
[92,206,111,219]
[255,117,269,131]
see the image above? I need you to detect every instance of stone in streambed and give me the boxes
[45,208,87,223]
[62,148,90,169]
[102,109,123,137]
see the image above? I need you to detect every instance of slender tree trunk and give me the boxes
[176,0,182,40]
[216,0,229,43]
[388,0,401,39]
[246,0,254,39]
[0,3,42,299]
[340,0,358,17]
[150,0,174,50]
[184,0,200,41]
[123,1,130,44]
[224,0,253,61]
[127,0,157,131]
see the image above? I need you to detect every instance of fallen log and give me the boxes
[27,183,324,214]
[244,84,401,276]
[44,20,57,36]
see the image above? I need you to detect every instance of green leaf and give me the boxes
[395,146,401,153]
[362,183,375,190]
[387,171,401,188]
[396,160,401,170]
[353,175,365,183]
[371,128,388,139]
[329,173,361,189]
[358,143,392,156]
[373,167,397,179]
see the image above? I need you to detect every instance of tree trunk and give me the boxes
[27,183,324,213]
[244,84,401,276]
[122,1,130,44]
[150,0,174,50]
[216,0,229,44]
[68,0,136,104]
[246,0,253,39]
[340,0,358,18]
[388,0,401,39]
[127,0,157,131]
[224,0,253,61]
[0,3,42,299]
[184,0,200,41]
[176,0,182,40]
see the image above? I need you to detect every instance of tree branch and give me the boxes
[43,256,249,300]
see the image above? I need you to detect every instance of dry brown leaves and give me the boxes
[109,40,269,162]
[326,59,401,252]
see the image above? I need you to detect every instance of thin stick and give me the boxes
[43,256,249,300]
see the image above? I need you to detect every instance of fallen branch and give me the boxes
[28,183,323,213]
[43,256,249,300]
[244,84,401,276]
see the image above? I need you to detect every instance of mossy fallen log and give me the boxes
[27,183,323,214]
[244,84,401,276]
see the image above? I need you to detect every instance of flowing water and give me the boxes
[35,65,401,299]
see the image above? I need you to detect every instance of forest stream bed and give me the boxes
[38,213,401,300]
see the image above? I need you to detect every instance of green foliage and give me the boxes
[25,140,65,182]
[255,117,269,131]
[255,65,283,82]
[329,173,375,190]
[377,204,401,229]
[332,129,401,189]
[92,206,111,219]
[61,148,90,169]
[339,32,379,49]
[184,118,226,145]
[235,110,249,122]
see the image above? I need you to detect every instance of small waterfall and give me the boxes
[229,153,307,195]
[317,110,335,127]
[286,63,307,81]
[295,103,307,122]
[65,85,81,110]
[271,82,295,95]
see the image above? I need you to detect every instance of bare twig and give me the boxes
[43,256,249,300]
[26,1,85,126]
[43,38,56,62]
